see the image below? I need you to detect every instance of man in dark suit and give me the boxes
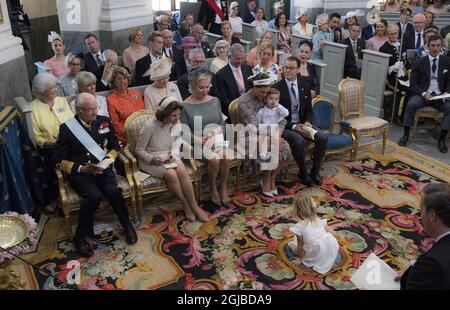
[397,7,414,39]
[397,183,450,289]
[161,29,182,62]
[361,24,375,41]
[273,56,328,186]
[192,24,215,58]
[197,0,229,35]
[242,0,257,23]
[215,43,253,118]
[343,23,365,79]
[52,93,137,257]
[83,33,104,74]
[399,35,450,153]
[329,12,342,43]
[135,32,165,86]
[403,13,426,50]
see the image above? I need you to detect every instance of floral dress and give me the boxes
[252,63,280,84]
[238,91,292,166]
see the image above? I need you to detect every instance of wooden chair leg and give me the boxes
[412,115,419,137]
[352,134,360,162]
[198,171,203,201]
[382,130,387,154]
[236,164,241,192]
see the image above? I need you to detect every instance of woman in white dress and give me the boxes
[289,196,339,274]
[144,58,182,112]
[251,7,269,38]
[252,42,280,84]
[292,7,314,37]
[209,40,230,74]
[229,1,243,38]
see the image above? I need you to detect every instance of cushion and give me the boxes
[327,134,353,150]
[341,116,388,135]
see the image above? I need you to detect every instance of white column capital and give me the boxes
[99,0,153,31]
[0,0,25,65]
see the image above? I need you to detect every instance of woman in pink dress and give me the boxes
[367,19,388,51]
[44,31,69,78]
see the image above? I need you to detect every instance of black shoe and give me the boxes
[123,223,138,245]
[298,173,313,187]
[309,169,323,186]
[438,139,448,153]
[398,134,409,147]
[74,236,94,257]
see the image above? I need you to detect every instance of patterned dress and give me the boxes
[238,91,292,165]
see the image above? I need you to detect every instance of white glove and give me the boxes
[395,61,404,71]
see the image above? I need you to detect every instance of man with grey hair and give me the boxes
[215,43,253,117]
[161,29,181,62]
[403,14,426,50]
[52,93,138,257]
[177,48,211,99]
[95,49,119,92]
[192,24,214,58]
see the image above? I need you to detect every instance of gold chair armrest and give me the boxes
[122,145,143,195]
[54,168,69,215]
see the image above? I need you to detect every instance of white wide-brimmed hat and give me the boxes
[274,1,284,10]
[229,1,239,13]
[295,7,308,20]
[145,57,173,80]
[315,13,329,27]
[366,8,381,26]
[341,9,365,23]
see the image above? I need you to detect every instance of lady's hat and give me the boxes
[229,1,239,12]
[366,8,381,26]
[295,7,308,20]
[145,57,173,80]
[341,9,365,23]
[178,36,199,50]
[315,13,329,27]
[48,31,63,44]
[274,1,284,10]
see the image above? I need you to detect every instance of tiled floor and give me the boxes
[363,123,450,166]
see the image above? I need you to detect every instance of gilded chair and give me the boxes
[56,155,137,237]
[412,106,443,136]
[338,78,389,161]
[123,110,198,218]
[312,96,353,159]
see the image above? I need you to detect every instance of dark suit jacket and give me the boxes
[401,234,450,290]
[134,54,153,86]
[273,78,312,130]
[94,65,133,92]
[379,41,408,87]
[52,115,120,176]
[403,31,423,50]
[242,10,255,24]
[83,52,101,74]
[298,63,319,94]
[197,0,228,30]
[178,70,217,100]
[362,25,375,41]
[409,55,450,97]
[163,44,182,62]
[332,26,342,43]
[174,58,188,81]
[397,22,414,39]
[215,63,252,117]
[343,37,365,79]
[201,41,214,58]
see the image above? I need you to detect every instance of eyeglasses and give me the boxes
[216,46,228,50]
[284,66,298,71]
[69,62,82,67]
[79,107,98,113]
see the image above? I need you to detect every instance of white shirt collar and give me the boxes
[435,230,450,243]
[229,63,240,71]
[285,78,297,86]
[428,54,440,62]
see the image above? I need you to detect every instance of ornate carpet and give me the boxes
[12,141,450,290]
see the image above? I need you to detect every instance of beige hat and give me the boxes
[295,7,308,20]
[315,13,329,27]
[145,57,172,80]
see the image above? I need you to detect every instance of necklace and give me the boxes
[132,45,142,54]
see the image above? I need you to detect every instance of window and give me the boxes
[152,0,171,11]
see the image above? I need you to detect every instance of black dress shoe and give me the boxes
[123,223,138,245]
[74,236,94,257]
[438,139,448,153]
[398,134,409,147]
[298,173,313,187]
[309,170,323,186]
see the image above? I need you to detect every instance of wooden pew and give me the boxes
[242,23,257,49]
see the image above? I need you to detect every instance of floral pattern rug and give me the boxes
[15,142,450,290]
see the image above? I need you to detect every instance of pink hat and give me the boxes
[178,36,199,49]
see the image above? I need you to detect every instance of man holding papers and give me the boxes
[52,93,137,257]
[399,34,450,153]
[398,183,450,289]
[273,56,329,187]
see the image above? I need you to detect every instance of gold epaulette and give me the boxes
[57,160,75,174]
[106,150,118,160]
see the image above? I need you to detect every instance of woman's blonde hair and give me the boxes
[294,196,318,222]
[256,30,273,47]
[109,66,132,89]
[257,41,275,56]
[129,27,144,43]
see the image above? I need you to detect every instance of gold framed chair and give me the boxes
[412,106,443,137]
[123,110,198,218]
[56,153,137,237]
[338,78,389,161]
[311,95,353,159]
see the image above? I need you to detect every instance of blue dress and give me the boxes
[312,31,334,60]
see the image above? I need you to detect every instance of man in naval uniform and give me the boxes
[52,93,138,257]
[197,0,229,35]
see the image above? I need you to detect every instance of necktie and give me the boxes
[290,82,297,99]
[352,41,358,57]
[95,54,103,66]
[169,48,173,60]
[416,33,421,49]
[235,69,245,94]
[432,58,437,74]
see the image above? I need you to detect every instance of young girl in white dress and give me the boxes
[289,196,339,274]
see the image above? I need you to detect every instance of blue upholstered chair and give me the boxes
[312,96,353,160]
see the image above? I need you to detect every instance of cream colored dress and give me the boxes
[144,82,182,112]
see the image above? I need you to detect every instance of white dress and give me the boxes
[289,218,339,274]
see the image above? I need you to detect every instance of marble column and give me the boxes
[56,0,103,52]
[98,0,153,53]
[0,0,32,106]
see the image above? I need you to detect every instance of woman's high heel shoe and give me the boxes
[261,180,274,197]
